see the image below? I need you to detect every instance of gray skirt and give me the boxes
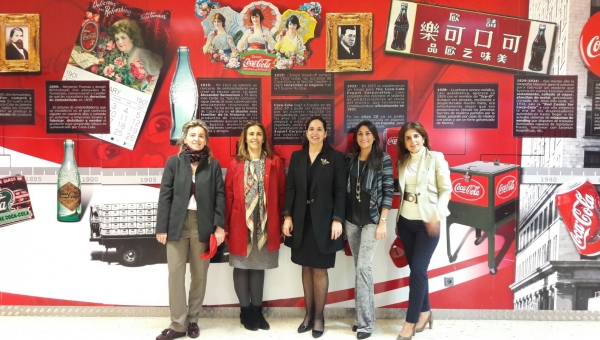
[229,205,278,270]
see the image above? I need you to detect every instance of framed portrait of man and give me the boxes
[326,13,372,72]
[0,14,40,73]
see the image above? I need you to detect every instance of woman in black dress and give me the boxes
[282,116,346,338]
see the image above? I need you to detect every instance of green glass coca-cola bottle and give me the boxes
[57,139,82,221]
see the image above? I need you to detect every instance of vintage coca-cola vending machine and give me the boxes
[447,160,519,274]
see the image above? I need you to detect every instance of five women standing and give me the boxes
[155,119,451,339]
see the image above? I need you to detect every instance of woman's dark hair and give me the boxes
[250,8,264,21]
[211,13,226,26]
[396,121,431,168]
[301,116,330,148]
[353,120,383,171]
[286,15,301,29]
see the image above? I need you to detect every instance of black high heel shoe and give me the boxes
[298,320,314,333]
[312,318,324,338]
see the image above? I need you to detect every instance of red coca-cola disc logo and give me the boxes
[496,175,517,199]
[452,178,485,201]
[580,12,600,77]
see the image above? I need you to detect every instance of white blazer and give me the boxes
[396,148,452,223]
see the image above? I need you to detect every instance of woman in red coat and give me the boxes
[225,121,286,332]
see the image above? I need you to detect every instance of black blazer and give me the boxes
[156,154,225,243]
[283,146,346,254]
[5,43,28,60]
[337,41,359,60]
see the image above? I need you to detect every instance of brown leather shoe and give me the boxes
[188,322,200,338]
[156,328,186,340]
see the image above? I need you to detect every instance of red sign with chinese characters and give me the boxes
[494,169,519,207]
[580,12,600,77]
[385,0,556,74]
[450,172,488,207]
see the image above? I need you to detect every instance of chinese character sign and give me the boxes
[385,0,556,74]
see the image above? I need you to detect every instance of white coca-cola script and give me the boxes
[387,137,397,145]
[496,177,516,199]
[242,58,272,69]
[570,190,595,250]
[586,35,600,59]
[453,179,484,201]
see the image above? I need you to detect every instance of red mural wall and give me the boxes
[0,0,530,308]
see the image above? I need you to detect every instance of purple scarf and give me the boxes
[183,143,208,162]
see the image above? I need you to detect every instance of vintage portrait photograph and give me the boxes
[326,13,372,72]
[0,14,40,72]
[337,25,361,60]
[5,26,29,60]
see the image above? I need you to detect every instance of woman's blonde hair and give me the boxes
[236,121,273,162]
[177,119,213,162]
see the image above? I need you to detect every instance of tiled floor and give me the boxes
[0,316,597,339]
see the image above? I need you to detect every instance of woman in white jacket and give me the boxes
[395,121,451,340]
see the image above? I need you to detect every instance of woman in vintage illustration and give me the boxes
[202,13,238,56]
[345,121,393,340]
[282,116,346,338]
[108,18,163,94]
[225,121,286,332]
[237,8,276,52]
[155,120,225,340]
[274,15,305,56]
[395,121,451,340]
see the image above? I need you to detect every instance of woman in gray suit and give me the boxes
[155,119,225,340]
[395,121,451,340]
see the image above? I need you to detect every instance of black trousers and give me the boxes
[396,214,439,323]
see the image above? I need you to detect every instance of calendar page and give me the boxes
[62,0,170,150]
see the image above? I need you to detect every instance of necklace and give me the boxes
[356,160,366,202]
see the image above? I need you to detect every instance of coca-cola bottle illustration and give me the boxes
[169,46,198,145]
[391,3,409,51]
[528,24,546,71]
[57,139,82,222]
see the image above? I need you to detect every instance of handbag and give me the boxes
[389,236,408,268]
[343,239,352,256]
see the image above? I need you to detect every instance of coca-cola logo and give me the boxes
[82,32,97,41]
[496,176,517,199]
[241,53,275,72]
[80,21,99,52]
[452,178,485,201]
[387,136,397,145]
[586,35,600,58]
[242,58,272,68]
[580,12,600,77]
[569,190,595,250]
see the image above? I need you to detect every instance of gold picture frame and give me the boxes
[326,13,372,72]
[0,14,40,73]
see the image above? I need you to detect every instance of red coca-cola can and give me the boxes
[555,178,600,256]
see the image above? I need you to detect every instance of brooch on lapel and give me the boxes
[321,159,329,165]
